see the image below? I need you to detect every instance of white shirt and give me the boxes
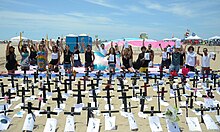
[162,51,168,60]
[186,52,196,66]
[51,52,58,59]
[202,53,211,67]
[109,54,115,62]
[99,46,107,56]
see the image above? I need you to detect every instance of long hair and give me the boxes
[108,47,116,55]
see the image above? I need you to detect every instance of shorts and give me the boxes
[186,64,195,72]
[85,62,93,68]
[139,67,148,73]
[49,59,59,65]
[109,63,116,69]
[169,64,180,73]
[63,63,72,69]
[5,63,16,71]
[74,60,82,67]
[161,59,169,69]
[21,65,30,71]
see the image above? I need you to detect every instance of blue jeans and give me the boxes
[63,63,71,69]
[169,64,180,73]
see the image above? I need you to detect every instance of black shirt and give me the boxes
[85,51,92,63]
[64,50,73,64]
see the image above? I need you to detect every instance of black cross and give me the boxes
[40,106,58,118]
[170,87,181,108]
[73,81,85,104]
[65,74,75,91]
[4,89,16,104]
[39,85,48,103]
[157,87,167,101]
[213,104,220,115]
[139,94,145,112]
[88,80,101,108]
[118,92,132,112]
[21,102,39,114]
[195,104,209,123]
[18,87,30,106]
[0,82,8,97]
[93,70,103,87]
[142,68,149,84]
[36,94,43,109]
[101,85,119,117]
[52,87,66,108]
[80,76,90,91]
[202,86,215,99]
[31,71,39,84]
[143,106,161,116]
[186,92,194,109]
[83,103,98,126]
[7,75,18,88]
[129,85,139,98]
[64,107,81,116]
[190,74,199,88]
[152,82,162,112]
[44,75,54,92]
[117,77,129,93]
[173,84,182,102]
[84,69,91,77]
[125,102,138,113]
[0,104,13,116]
[131,72,140,86]
[140,83,150,97]
[30,83,38,96]
[23,75,32,90]
[180,99,189,117]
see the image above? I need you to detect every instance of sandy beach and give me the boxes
[0,43,220,132]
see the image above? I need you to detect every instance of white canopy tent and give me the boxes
[185,35,202,40]
[208,36,220,40]
[10,36,28,41]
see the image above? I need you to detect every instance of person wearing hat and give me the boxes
[5,41,18,74]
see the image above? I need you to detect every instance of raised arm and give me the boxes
[197,46,203,56]
[47,39,52,52]
[6,41,11,56]
[18,40,22,55]
[159,44,163,51]
[60,39,64,52]
[142,38,145,46]
[110,41,113,48]
[95,39,99,50]
[92,51,95,63]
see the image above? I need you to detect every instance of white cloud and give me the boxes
[1,0,39,8]
[84,0,119,9]
[141,1,194,17]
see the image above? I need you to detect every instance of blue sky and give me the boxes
[0,0,220,40]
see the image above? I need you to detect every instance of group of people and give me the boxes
[5,38,216,76]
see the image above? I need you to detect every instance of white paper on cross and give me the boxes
[43,118,57,132]
[127,113,138,131]
[215,115,220,124]
[203,114,219,130]
[74,54,79,60]
[105,116,116,130]
[166,119,180,132]
[144,53,150,60]
[148,116,163,132]
[86,118,100,132]
[74,103,84,113]
[186,117,202,132]
[204,98,214,108]
[64,115,75,132]
[22,113,35,131]
[0,115,11,131]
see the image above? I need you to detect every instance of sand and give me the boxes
[0,43,220,132]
